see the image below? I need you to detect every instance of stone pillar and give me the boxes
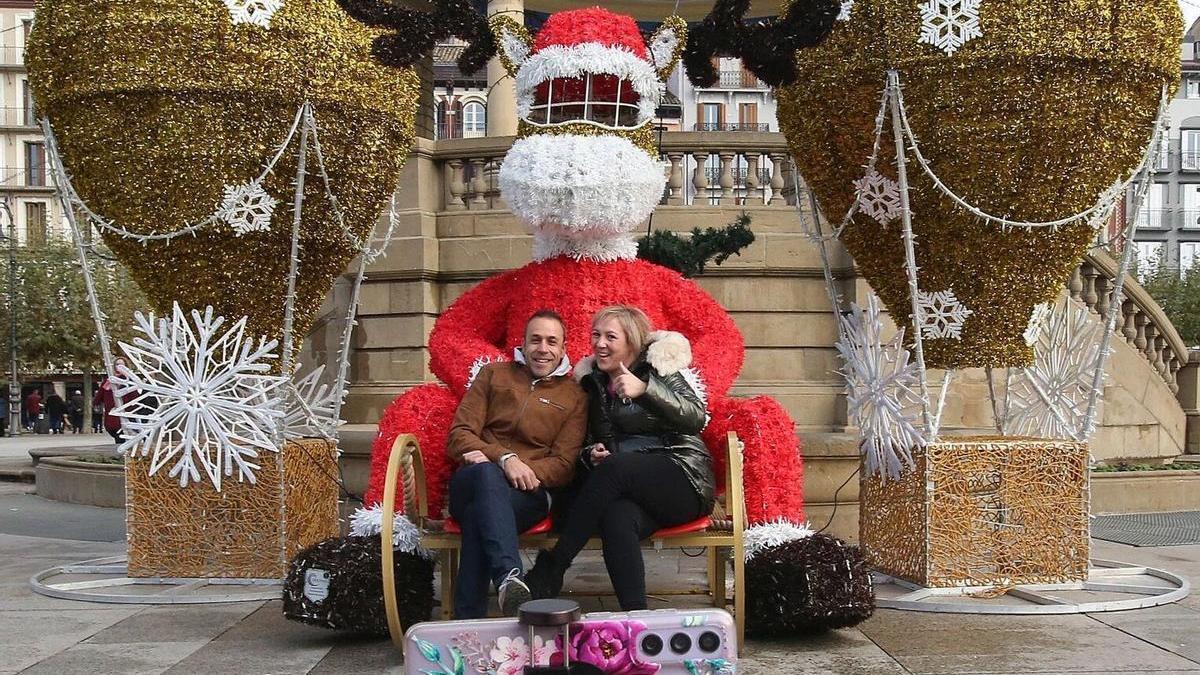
[486,0,523,137]
[1179,350,1200,455]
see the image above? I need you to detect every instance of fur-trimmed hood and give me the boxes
[573,330,692,381]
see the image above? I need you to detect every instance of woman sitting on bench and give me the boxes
[525,304,716,610]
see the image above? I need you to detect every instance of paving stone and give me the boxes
[309,636,404,675]
[18,640,207,675]
[0,608,140,673]
[85,603,263,644]
[741,629,909,675]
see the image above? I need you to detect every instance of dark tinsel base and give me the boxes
[745,533,875,638]
[282,535,434,636]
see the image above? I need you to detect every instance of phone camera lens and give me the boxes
[641,633,663,656]
[698,631,721,653]
[669,632,692,654]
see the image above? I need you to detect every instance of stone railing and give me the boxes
[433,132,799,212]
[1072,251,1190,393]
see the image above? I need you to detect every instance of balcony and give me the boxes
[0,166,49,189]
[1134,209,1170,229]
[1182,210,1200,229]
[1180,150,1200,171]
[693,122,771,132]
[712,69,768,90]
[0,46,24,67]
[0,106,37,128]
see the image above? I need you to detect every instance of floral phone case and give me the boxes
[404,608,737,674]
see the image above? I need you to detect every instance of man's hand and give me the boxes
[587,443,611,465]
[612,362,647,401]
[461,450,488,465]
[503,456,540,491]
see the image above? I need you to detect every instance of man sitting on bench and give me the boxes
[446,310,588,618]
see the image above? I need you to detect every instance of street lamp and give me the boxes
[0,197,16,437]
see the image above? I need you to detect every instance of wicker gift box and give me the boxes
[126,438,340,579]
[860,437,1089,588]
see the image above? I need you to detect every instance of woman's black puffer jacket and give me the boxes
[576,331,715,513]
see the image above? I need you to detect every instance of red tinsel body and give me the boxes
[365,257,805,524]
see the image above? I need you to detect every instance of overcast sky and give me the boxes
[1183,0,1199,35]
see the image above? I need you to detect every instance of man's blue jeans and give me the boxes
[447,462,548,619]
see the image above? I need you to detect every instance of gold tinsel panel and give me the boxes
[860,437,1089,587]
[26,1,420,350]
[776,0,1180,369]
[126,438,340,579]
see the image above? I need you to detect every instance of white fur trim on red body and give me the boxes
[516,43,660,127]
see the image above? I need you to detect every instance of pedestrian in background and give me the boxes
[68,390,84,434]
[45,392,66,434]
[23,390,41,431]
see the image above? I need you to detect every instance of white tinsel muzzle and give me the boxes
[499,134,666,261]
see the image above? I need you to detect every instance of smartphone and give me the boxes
[403,608,737,674]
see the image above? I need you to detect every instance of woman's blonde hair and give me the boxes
[592,305,653,357]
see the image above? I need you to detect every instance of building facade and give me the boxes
[1130,16,1200,278]
[0,0,67,245]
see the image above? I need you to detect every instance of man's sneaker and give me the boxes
[497,568,531,616]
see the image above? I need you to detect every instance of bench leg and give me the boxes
[439,549,456,620]
[711,547,727,609]
[732,544,745,649]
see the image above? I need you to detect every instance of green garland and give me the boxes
[637,214,755,278]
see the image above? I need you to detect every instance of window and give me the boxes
[1133,182,1167,228]
[738,103,759,131]
[24,142,45,186]
[25,201,46,246]
[1187,77,1200,99]
[530,74,642,129]
[1183,130,1200,169]
[462,102,486,138]
[1184,185,1200,229]
[1181,242,1200,276]
[1135,241,1164,279]
[436,100,462,139]
[696,103,723,131]
[22,79,35,126]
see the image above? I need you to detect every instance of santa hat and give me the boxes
[508,8,670,128]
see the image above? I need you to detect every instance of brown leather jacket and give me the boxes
[447,361,587,488]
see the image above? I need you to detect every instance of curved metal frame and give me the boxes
[381,433,426,648]
[29,556,281,605]
[874,559,1190,614]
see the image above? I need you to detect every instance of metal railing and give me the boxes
[0,166,47,188]
[714,70,768,90]
[1180,150,1200,171]
[0,107,36,127]
[693,123,771,132]
[1181,210,1200,229]
[1134,209,1169,229]
[0,46,25,66]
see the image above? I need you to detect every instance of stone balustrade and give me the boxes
[1070,252,1190,394]
[433,132,798,212]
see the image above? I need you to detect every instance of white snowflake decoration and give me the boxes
[853,168,902,226]
[216,181,279,236]
[1005,302,1108,441]
[112,303,286,491]
[836,293,927,479]
[1023,302,1053,347]
[918,0,983,56]
[283,365,344,440]
[838,1,855,21]
[223,0,284,28]
[915,288,973,340]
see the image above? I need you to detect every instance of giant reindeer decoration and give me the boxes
[340,5,840,525]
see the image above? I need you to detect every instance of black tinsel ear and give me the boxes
[744,533,875,638]
[336,0,496,73]
[684,0,840,88]
[282,535,434,636]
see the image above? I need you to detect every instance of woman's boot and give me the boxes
[524,549,567,600]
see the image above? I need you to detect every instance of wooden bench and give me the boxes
[379,431,748,648]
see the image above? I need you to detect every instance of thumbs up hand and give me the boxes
[612,361,647,401]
